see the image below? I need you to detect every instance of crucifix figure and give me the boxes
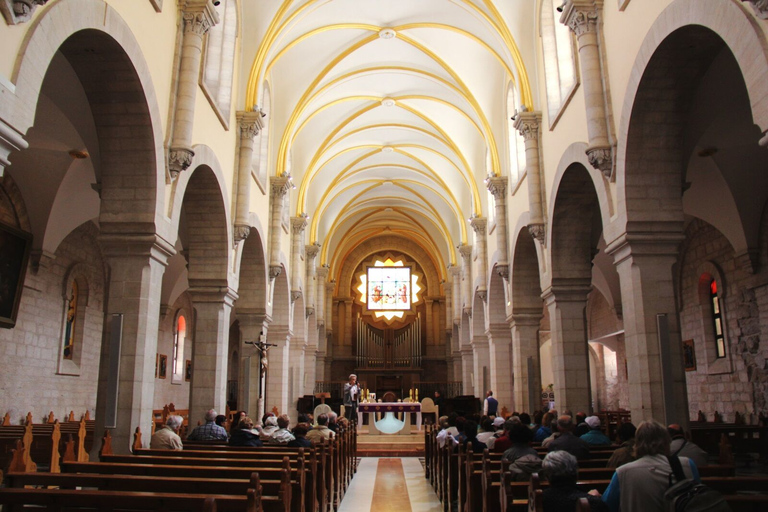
[251,332,276,420]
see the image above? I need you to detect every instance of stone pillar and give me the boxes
[472,335,490,398]
[305,244,320,318]
[236,311,271,418]
[607,235,689,426]
[234,112,263,242]
[269,176,291,280]
[514,111,546,243]
[0,118,27,178]
[487,324,513,412]
[510,313,543,416]
[487,177,510,278]
[561,1,613,178]
[450,265,462,325]
[289,339,306,422]
[542,281,592,414]
[265,327,291,416]
[459,244,473,315]
[289,215,308,303]
[461,346,474,396]
[188,286,237,424]
[94,234,174,453]
[168,1,219,178]
[470,217,488,301]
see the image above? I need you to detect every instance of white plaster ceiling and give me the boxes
[242,0,538,272]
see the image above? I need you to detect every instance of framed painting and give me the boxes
[185,359,192,382]
[158,354,168,379]
[683,339,696,372]
[0,222,33,329]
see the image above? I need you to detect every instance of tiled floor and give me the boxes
[338,457,442,512]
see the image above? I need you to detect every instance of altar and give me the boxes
[357,402,422,435]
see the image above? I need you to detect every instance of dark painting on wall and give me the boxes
[0,223,32,329]
[683,339,696,372]
[158,354,167,379]
[185,360,192,382]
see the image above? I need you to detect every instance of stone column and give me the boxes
[234,112,263,242]
[561,1,613,178]
[607,234,689,426]
[289,215,308,303]
[510,313,543,416]
[450,265,462,325]
[487,324,513,412]
[236,311,271,418]
[0,118,27,178]
[188,286,237,424]
[461,346,474,395]
[470,217,488,301]
[542,281,592,414]
[487,177,510,278]
[265,327,291,416]
[94,234,174,453]
[305,244,320,318]
[289,339,306,421]
[459,244,473,315]
[472,335,490,398]
[269,175,291,280]
[514,111,546,243]
[168,1,219,178]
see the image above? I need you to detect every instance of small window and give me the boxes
[172,313,187,384]
[540,0,579,128]
[63,281,77,360]
[709,279,725,359]
[201,0,237,127]
[506,86,527,184]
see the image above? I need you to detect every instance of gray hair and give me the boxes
[328,411,338,421]
[166,415,183,431]
[542,451,578,484]
[205,409,218,422]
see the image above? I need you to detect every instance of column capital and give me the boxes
[98,233,176,267]
[470,216,487,235]
[237,309,272,330]
[605,224,685,266]
[270,175,292,198]
[188,285,238,306]
[528,223,546,245]
[508,312,543,328]
[317,265,329,279]
[513,110,542,141]
[181,0,220,37]
[0,0,48,26]
[743,1,768,19]
[586,146,613,178]
[305,243,320,259]
[458,244,473,259]
[541,278,592,304]
[234,225,251,243]
[236,111,264,140]
[291,215,308,234]
[486,176,508,200]
[168,147,194,179]
[560,1,600,37]
[269,265,283,280]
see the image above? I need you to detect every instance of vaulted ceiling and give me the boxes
[242,0,538,277]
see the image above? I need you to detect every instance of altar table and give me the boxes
[357,402,422,434]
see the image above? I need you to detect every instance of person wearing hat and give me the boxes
[580,416,612,446]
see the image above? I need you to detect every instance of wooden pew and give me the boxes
[0,488,231,512]
[6,470,274,512]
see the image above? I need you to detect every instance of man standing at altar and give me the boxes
[343,373,359,422]
[484,390,498,417]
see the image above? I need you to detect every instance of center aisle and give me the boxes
[338,457,442,512]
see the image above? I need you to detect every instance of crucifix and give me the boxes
[247,332,276,421]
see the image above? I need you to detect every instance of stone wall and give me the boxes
[679,219,767,422]
[0,221,104,423]
[153,293,194,411]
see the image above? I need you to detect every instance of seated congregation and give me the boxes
[424,406,768,512]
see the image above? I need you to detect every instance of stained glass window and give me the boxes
[710,279,726,359]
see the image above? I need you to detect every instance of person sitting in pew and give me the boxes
[477,417,496,447]
[269,414,296,445]
[229,417,263,447]
[460,420,487,453]
[307,413,335,443]
[327,411,339,433]
[502,423,542,481]
[534,412,555,443]
[581,416,612,446]
[288,423,311,448]
[187,409,228,441]
[542,451,608,512]
[260,415,279,441]
[547,416,590,459]
[493,418,517,453]
[599,420,700,512]
[150,415,183,450]
[668,424,709,468]
[607,422,636,469]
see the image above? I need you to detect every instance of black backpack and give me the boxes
[663,455,731,512]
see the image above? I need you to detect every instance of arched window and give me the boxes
[540,0,578,128]
[709,278,726,359]
[506,86,528,185]
[58,273,88,375]
[172,312,187,384]
[201,0,237,127]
